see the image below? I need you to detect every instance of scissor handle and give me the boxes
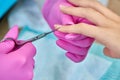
[1,38,28,46]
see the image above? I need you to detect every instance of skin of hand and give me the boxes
[55,0,120,58]
[0,26,36,80]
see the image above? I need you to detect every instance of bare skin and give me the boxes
[55,0,120,58]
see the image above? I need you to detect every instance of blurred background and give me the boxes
[0,0,120,80]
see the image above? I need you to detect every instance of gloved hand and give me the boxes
[42,0,94,62]
[55,31,94,62]
[0,26,36,80]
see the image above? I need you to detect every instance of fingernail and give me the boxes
[59,5,67,9]
[54,24,62,29]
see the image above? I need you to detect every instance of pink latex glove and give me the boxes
[42,0,94,62]
[0,26,36,80]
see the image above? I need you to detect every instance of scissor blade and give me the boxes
[45,27,60,35]
[26,28,59,42]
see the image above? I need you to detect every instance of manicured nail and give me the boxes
[59,5,67,9]
[54,24,62,29]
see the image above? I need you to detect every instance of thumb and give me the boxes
[0,25,19,54]
[104,47,120,58]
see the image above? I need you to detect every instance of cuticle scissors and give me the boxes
[1,28,59,46]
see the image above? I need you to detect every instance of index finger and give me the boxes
[55,23,103,40]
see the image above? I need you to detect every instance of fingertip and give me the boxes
[4,25,19,39]
[56,39,61,46]
[66,52,85,63]
[59,5,68,10]
[54,24,67,32]
[59,4,72,13]
[12,25,19,29]
[54,24,62,29]
[56,39,66,49]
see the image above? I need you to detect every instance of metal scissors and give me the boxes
[2,28,59,46]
